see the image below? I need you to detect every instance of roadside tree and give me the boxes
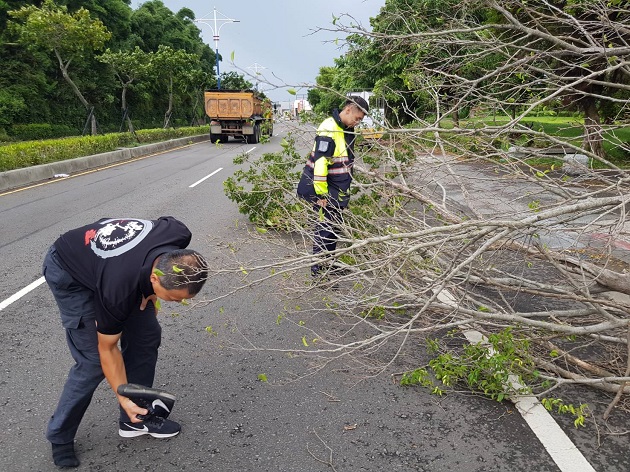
[98,46,152,134]
[8,0,112,135]
[152,45,199,128]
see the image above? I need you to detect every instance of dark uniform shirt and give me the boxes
[53,216,192,334]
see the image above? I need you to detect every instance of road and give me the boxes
[0,122,624,471]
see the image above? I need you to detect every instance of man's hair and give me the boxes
[154,249,208,296]
[344,96,369,113]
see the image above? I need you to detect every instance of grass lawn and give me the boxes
[457,115,630,163]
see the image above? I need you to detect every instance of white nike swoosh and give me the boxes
[152,399,170,413]
[125,424,149,432]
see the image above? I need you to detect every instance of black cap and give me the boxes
[345,95,369,113]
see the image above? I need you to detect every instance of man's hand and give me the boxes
[97,331,148,423]
[118,395,149,423]
[316,198,328,207]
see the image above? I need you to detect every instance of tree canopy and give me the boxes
[312,0,630,156]
[0,0,245,137]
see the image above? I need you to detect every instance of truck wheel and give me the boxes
[246,124,260,144]
[219,134,229,143]
[210,133,220,143]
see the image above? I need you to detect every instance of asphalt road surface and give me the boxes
[1,123,627,471]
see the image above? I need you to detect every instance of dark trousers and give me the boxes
[312,205,343,260]
[43,246,161,444]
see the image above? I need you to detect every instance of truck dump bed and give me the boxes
[204,90,264,120]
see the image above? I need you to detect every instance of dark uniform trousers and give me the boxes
[42,246,162,445]
[313,205,344,257]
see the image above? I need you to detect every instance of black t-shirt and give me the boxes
[53,216,192,335]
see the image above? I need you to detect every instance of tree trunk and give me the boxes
[55,50,97,135]
[164,76,174,128]
[581,97,604,158]
[451,106,460,127]
[121,85,134,134]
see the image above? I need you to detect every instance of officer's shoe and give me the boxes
[119,416,181,439]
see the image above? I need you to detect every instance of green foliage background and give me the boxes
[0,0,253,139]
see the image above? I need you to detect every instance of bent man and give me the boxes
[43,216,208,468]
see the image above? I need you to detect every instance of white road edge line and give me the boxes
[245,147,256,154]
[189,167,223,188]
[0,276,46,311]
[436,290,596,472]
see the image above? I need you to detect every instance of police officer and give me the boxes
[297,96,368,275]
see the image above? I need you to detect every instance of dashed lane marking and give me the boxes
[189,167,223,188]
[0,277,46,311]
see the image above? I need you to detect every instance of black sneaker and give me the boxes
[119,416,181,438]
[117,383,176,419]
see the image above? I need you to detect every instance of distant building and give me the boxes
[293,98,312,118]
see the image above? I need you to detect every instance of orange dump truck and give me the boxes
[204,90,273,144]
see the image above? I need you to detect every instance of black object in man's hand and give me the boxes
[117,383,176,420]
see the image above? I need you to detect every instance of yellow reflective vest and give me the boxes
[297,110,355,208]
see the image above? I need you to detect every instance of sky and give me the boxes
[130,0,385,102]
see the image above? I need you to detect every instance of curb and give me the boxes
[0,134,209,193]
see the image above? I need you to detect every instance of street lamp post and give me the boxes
[195,8,239,90]
[247,62,266,90]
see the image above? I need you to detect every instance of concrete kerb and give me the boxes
[0,134,209,193]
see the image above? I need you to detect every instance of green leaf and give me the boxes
[230,51,235,62]
[255,226,268,234]
[257,373,268,382]
[154,299,161,310]
[172,265,183,273]
[153,268,165,277]
[302,336,309,347]
[205,326,217,336]
[287,88,297,96]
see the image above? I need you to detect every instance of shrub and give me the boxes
[0,126,209,172]
[9,123,78,141]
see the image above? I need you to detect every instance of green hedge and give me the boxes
[8,123,78,141]
[0,126,209,172]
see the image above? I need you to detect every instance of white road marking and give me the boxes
[189,167,223,188]
[436,290,596,472]
[0,276,46,311]
[245,147,256,154]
